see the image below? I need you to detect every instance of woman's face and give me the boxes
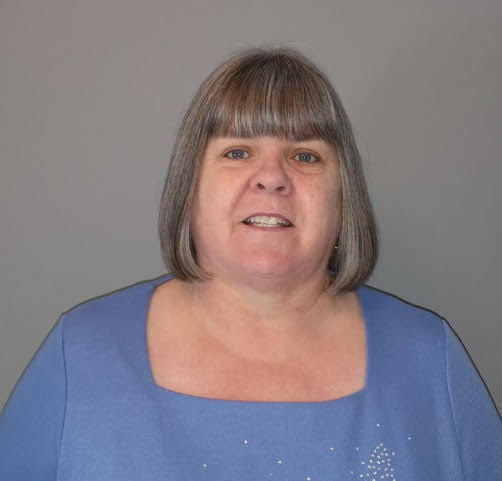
[190,136,342,286]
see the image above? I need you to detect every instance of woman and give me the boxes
[1,47,500,480]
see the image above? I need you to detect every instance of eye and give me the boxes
[295,152,318,163]
[224,149,248,159]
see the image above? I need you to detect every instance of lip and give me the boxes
[241,212,294,226]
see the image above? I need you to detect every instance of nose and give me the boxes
[250,154,291,194]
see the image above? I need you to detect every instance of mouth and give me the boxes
[242,214,293,228]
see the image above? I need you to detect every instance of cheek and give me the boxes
[316,182,342,238]
[198,169,241,207]
[190,179,216,243]
[192,174,224,221]
[312,176,341,211]
[190,176,236,243]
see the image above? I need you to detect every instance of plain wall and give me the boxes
[1,0,501,411]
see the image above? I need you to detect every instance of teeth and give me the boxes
[244,215,291,227]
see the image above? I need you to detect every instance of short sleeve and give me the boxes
[0,317,67,481]
[444,321,502,479]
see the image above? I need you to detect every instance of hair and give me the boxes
[159,46,378,294]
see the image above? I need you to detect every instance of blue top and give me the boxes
[1,275,501,480]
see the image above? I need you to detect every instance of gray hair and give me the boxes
[159,47,378,294]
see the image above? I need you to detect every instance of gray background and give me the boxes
[1,0,501,411]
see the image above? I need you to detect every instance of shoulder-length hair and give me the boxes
[159,47,378,294]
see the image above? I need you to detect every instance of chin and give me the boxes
[230,253,302,280]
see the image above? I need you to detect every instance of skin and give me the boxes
[191,136,342,292]
[147,136,366,402]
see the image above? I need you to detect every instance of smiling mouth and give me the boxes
[243,215,292,228]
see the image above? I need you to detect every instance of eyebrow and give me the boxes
[209,136,325,143]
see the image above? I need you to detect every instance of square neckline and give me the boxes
[140,274,372,408]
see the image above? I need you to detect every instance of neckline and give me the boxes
[139,274,372,407]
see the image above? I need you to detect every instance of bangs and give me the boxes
[205,55,340,143]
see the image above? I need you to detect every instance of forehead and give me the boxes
[206,135,336,152]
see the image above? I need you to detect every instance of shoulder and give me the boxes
[358,284,444,330]
[60,274,173,342]
[358,284,447,364]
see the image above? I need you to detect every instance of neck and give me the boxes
[184,273,340,362]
